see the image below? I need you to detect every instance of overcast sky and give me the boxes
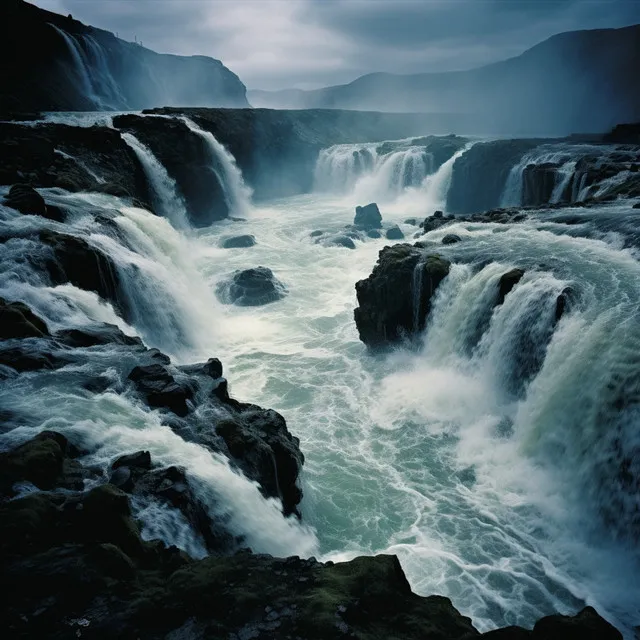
[32,0,640,90]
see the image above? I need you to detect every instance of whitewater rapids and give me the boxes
[1,138,639,636]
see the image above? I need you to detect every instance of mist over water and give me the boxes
[1,131,639,636]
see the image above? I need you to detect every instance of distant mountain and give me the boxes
[0,0,249,112]
[249,25,640,135]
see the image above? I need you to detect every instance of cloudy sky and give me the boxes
[32,0,640,90]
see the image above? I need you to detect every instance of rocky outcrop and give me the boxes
[0,0,248,112]
[354,203,383,229]
[0,431,623,639]
[2,184,64,221]
[0,122,151,204]
[354,244,451,347]
[216,267,287,306]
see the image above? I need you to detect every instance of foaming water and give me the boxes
[1,172,639,635]
[194,196,640,635]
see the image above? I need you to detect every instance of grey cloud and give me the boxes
[31,0,640,89]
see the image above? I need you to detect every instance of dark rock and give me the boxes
[0,297,49,339]
[404,218,419,225]
[38,230,124,314]
[433,210,444,218]
[354,244,451,347]
[128,363,195,417]
[0,341,66,372]
[216,267,287,306]
[367,229,382,239]
[112,451,152,471]
[55,323,142,348]
[442,233,462,245]
[179,357,223,380]
[633,201,640,209]
[421,215,453,234]
[532,606,622,640]
[319,234,357,249]
[354,202,382,229]
[481,628,531,639]
[216,407,304,516]
[385,225,405,240]
[310,230,324,237]
[522,162,559,206]
[3,184,64,221]
[555,287,573,321]
[221,234,256,248]
[497,269,525,305]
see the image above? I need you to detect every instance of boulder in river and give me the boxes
[442,233,462,245]
[385,225,405,240]
[354,244,451,347]
[354,202,382,229]
[220,234,256,248]
[0,297,49,339]
[216,267,287,306]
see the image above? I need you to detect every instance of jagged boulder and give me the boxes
[354,244,450,347]
[216,267,287,306]
[354,203,382,229]
[0,297,49,339]
[128,363,196,417]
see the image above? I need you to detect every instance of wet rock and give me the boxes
[112,450,152,471]
[179,357,223,380]
[128,363,195,417]
[216,267,287,306]
[0,297,49,339]
[532,606,622,640]
[442,233,462,245]
[3,184,64,222]
[497,269,525,305]
[420,215,453,234]
[216,406,304,516]
[319,234,356,249]
[404,218,419,225]
[221,234,256,248]
[367,229,382,239]
[354,244,451,347]
[522,162,559,206]
[433,210,444,218]
[0,341,67,372]
[633,201,640,209]
[38,230,124,314]
[385,225,404,240]
[55,323,142,348]
[354,202,382,229]
[310,230,324,237]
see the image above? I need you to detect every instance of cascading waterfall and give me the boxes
[121,132,190,230]
[179,117,253,217]
[500,143,636,207]
[314,142,435,200]
[49,24,123,110]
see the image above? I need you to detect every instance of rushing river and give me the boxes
[1,126,639,636]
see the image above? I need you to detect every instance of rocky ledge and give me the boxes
[0,429,622,639]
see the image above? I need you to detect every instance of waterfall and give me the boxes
[49,24,96,106]
[49,24,124,110]
[421,144,471,207]
[54,148,106,184]
[179,117,253,217]
[500,143,634,208]
[121,132,190,229]
[314,142,435,200]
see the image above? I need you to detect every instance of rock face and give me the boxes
[0,0,248,112]
[216,267,287,306]
[447,140,541,214]
[354,244,451,347]
[3,184,64,221]
[354,203,383,229]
